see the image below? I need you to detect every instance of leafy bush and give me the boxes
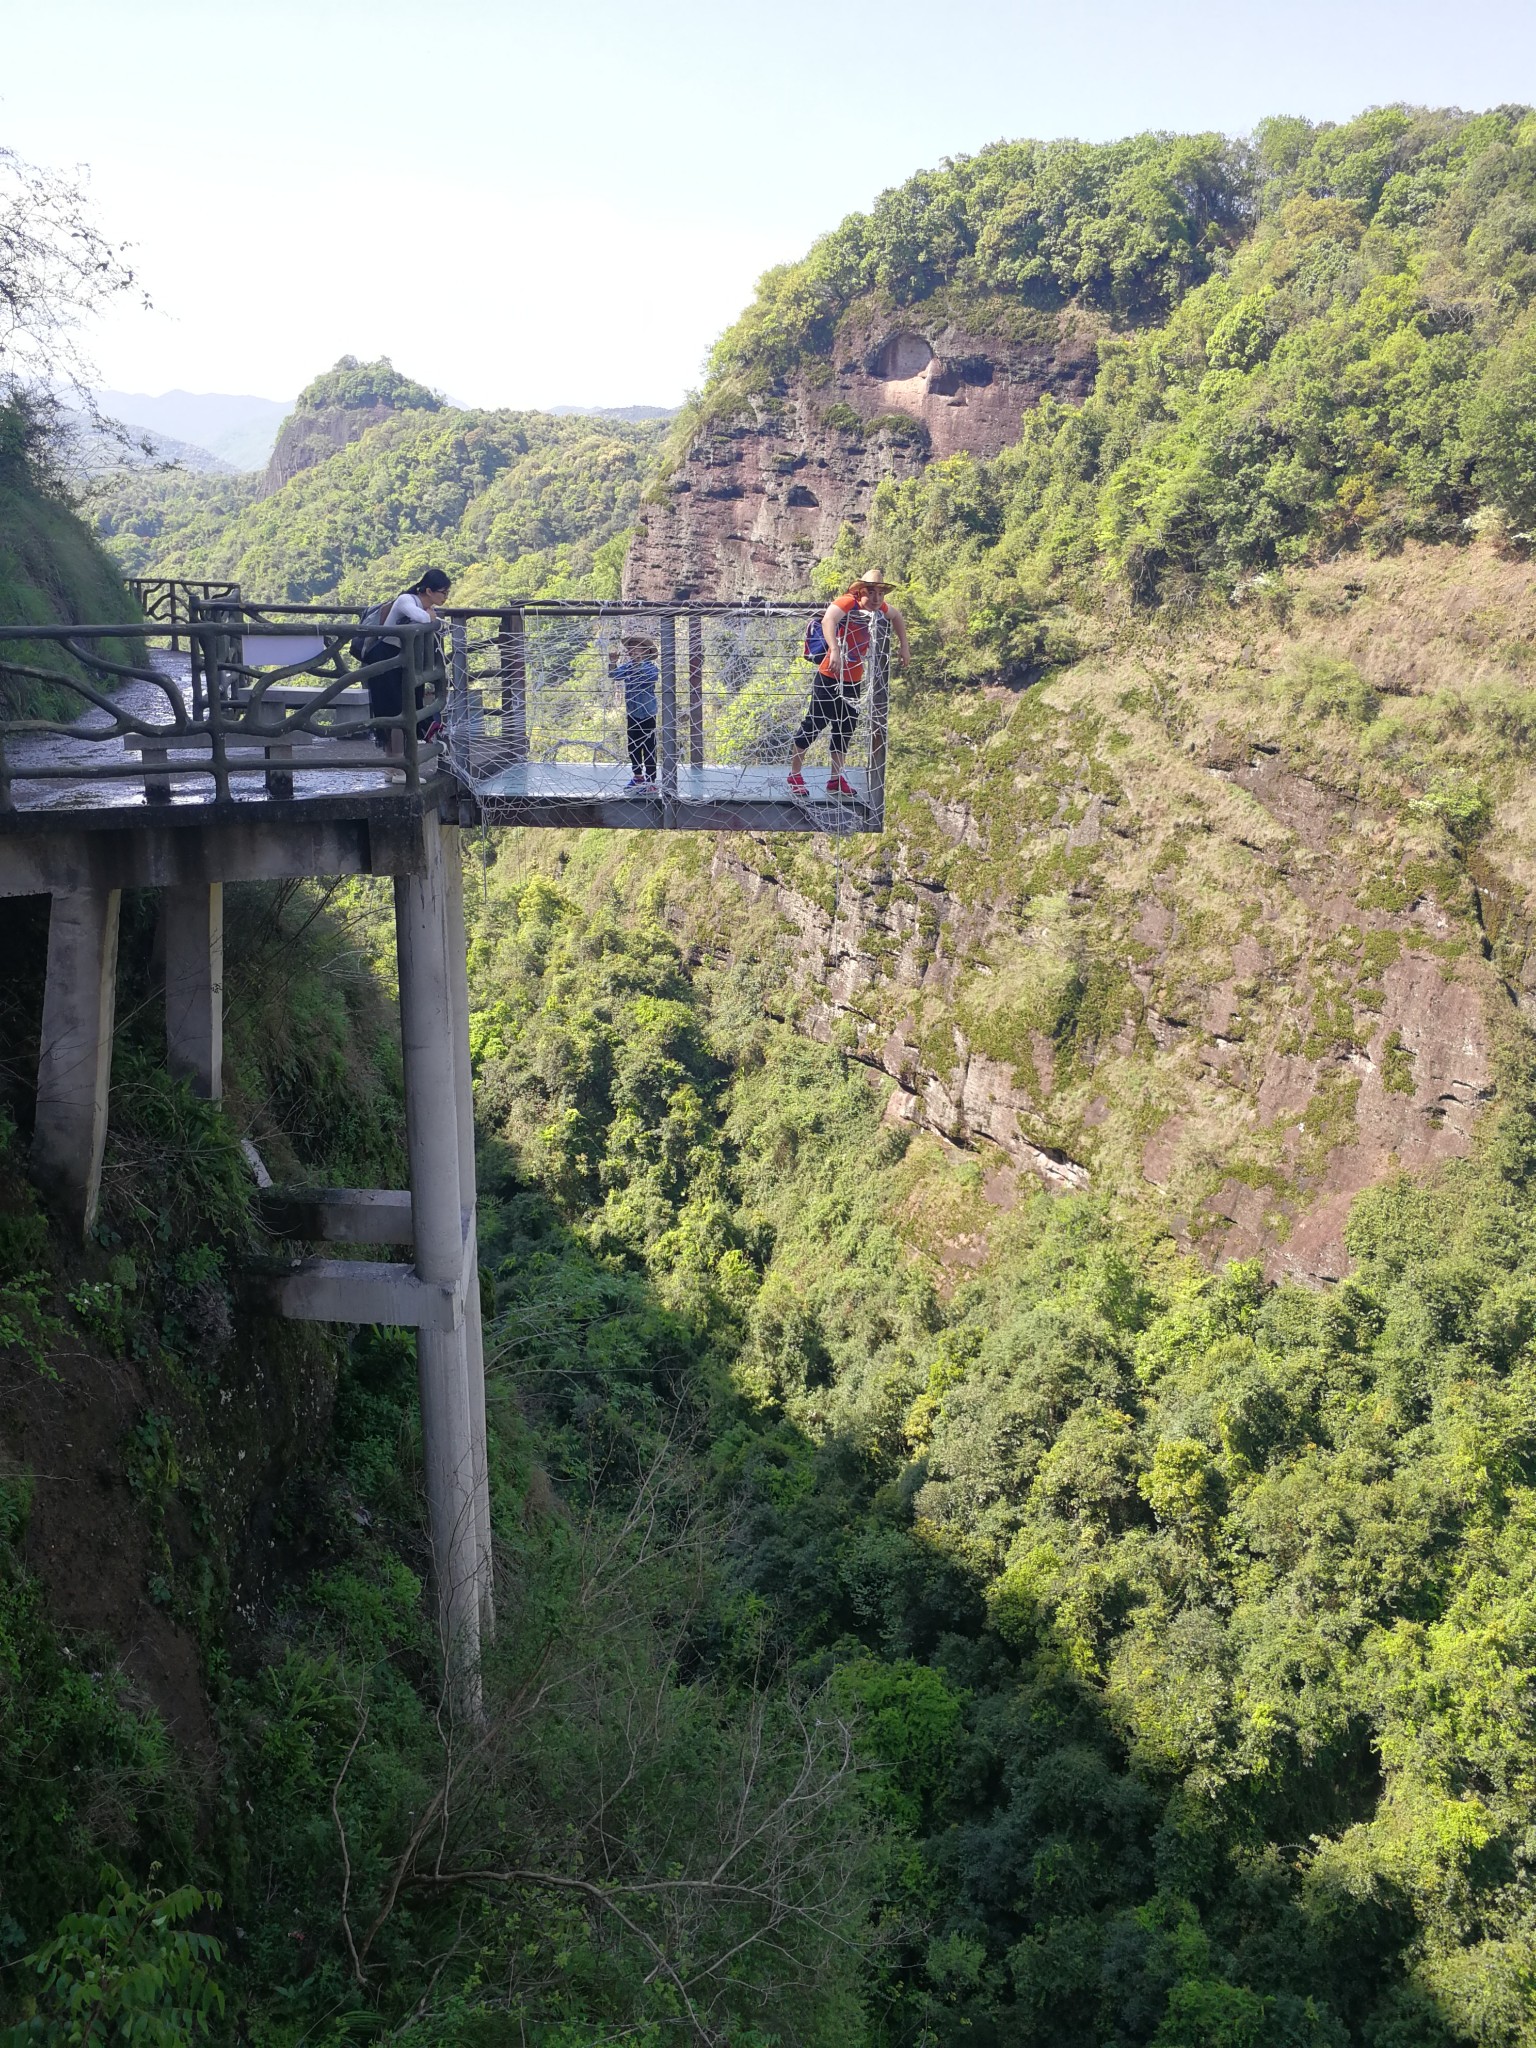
[3,1871,223,2047]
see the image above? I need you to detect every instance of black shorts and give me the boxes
[793,675,861,754]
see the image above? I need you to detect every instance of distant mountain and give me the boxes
[547,404,678,422]
[63,411,236,478]
[93,388,293,472]
[260,357,440,496]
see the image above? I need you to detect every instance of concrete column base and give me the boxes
[442,826,495,1634]
[163,883,223,1099]
[396,815,482,1714]
[32,888,121,1239]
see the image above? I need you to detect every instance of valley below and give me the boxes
[6,100,1536,2048]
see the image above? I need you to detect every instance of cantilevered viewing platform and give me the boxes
[0,584,889,1704]
[2,589,886,836]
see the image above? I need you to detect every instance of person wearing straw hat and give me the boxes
[788,570,908,797]
[610,631,661,789]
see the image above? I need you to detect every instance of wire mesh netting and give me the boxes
[0,602,887,832]
[441,604,885,831]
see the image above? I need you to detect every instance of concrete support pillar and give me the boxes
[395,814,482,1714]
[163,884,223,1099]
[32,889,121,1240]
[442,827,494,1632]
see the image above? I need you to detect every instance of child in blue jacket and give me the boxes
[610,633,660,788]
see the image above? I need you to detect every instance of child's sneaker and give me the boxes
[625,775,656,791]
[786,770,809,795]
[826,773,856,796]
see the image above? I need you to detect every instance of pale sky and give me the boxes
[7,0,1535,410]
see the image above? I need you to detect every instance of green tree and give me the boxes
[3,1873,223,2047]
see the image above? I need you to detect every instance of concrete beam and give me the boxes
[259,1185,414,1244]
[31,889,121,1239]
[163,883,223,1100]
[242,1254,461,1329]
[0,790,442,900]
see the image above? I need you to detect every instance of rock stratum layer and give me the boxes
[676,543,1535,1284]
[259,401,397,496]
[626,311,1096,601]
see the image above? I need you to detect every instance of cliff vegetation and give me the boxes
[11,103,1536,2048]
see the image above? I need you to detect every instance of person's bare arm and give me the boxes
[821,600,844,676]
[888,603,911,667]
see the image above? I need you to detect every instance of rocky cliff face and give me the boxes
[691,543,1534,1283]
[625,310,1097,601]
[259,401,397,496]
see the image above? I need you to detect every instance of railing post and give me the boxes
[659,614,677,824]
[208,620,232,802]
[687,613,704,770]
[498,608,527,761]
[450,618,468,741]
[402,631,421,789]
[869,611,889,828]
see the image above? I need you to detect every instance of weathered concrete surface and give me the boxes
[395,815,484,1699]
[442,827,494,1633]
[31,888,121,1238]
[163,883,223,1099]
[258,1185,414,1243]
[0,789,439,898]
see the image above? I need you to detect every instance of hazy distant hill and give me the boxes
[94,388,292,471]
[547,403,678,421]
[66,412,236,477]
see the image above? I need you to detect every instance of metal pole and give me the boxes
[869,612,889,828]
[395,813,482,1714]
[498,609,527,761]
[687,614,704,771]
[659,614,678,824]
[402,632,421,788]
[450,618,468,741]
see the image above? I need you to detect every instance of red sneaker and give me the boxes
[787,770,808,794]
[826,774,856,796]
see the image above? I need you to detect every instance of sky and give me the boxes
[6,0,1535,412]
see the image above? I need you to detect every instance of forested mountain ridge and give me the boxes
[92,388,668,603]
[259,354,441,495]
[633,104,1536,599]
[9,99,1536,2048]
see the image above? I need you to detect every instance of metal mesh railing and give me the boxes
[435,602,886,829]
[0,599,888,831]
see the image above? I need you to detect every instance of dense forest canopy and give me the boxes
[92,404,667,603]
[674,105,1536,668]
[291,354,441,416]
[11,101,1536,2048]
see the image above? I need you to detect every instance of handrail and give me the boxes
[0,617,447,809]
[126,577,242,651]
[0,598,891,830]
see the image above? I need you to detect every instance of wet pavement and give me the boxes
[5,651,402,812]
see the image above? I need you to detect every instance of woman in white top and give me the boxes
[368,567,451,752]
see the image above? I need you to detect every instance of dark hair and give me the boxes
[411,567,451,594]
